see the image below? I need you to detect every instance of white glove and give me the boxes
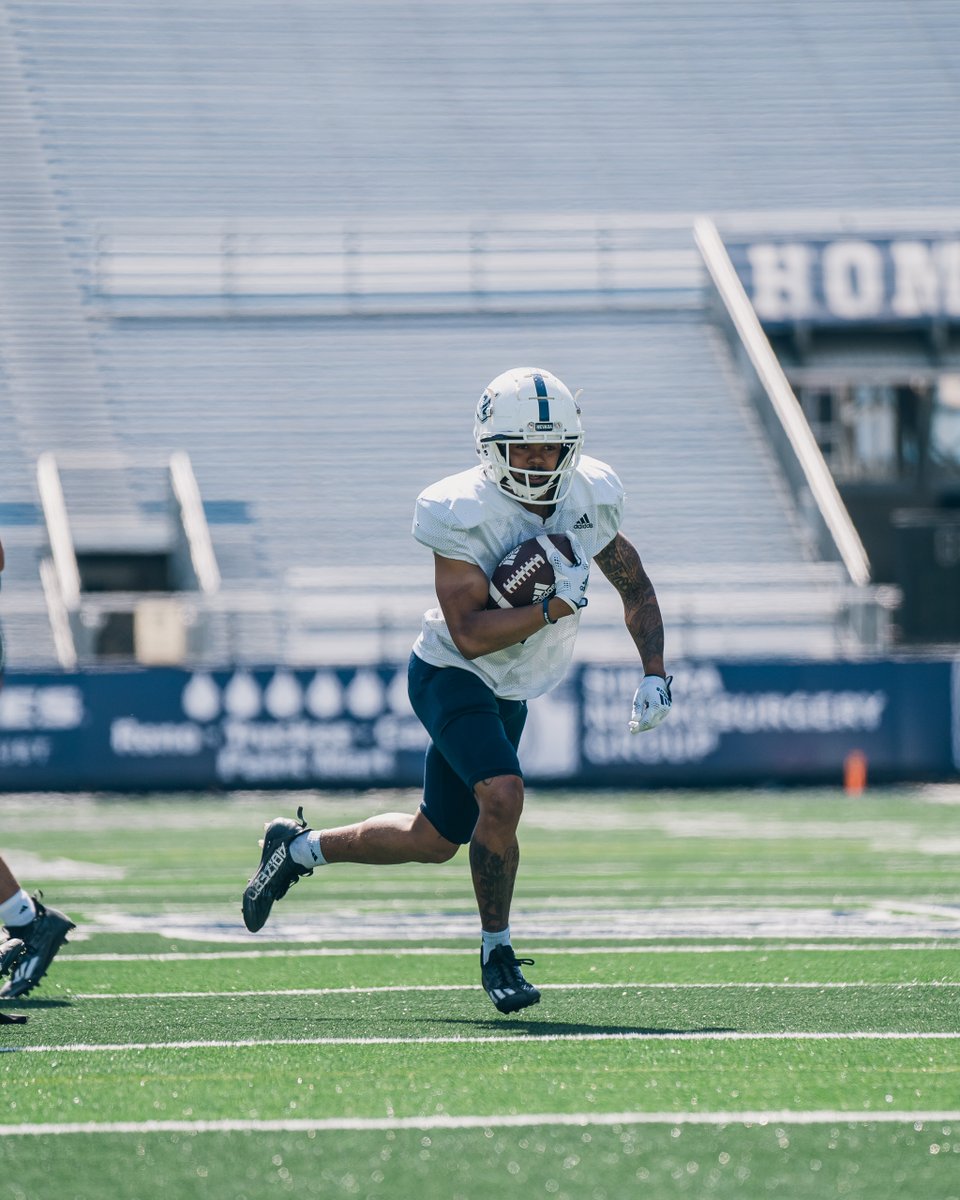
[629,675,672,733]
[549,531,590,614]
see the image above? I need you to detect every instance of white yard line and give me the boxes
[70,981,960,1000]
[6,1031,960,1055]
[2,1109,960,1137]
[59,941,960,963]
[82,903,960,943]
[883,901,960,918]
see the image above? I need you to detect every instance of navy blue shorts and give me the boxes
[407,652,527,845]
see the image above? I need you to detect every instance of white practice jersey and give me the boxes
[411,455,624,700]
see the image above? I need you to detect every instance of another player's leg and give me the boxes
[0,937,27,1023]
[0,936,25,978]
[0,896,76,1000]
[0,855,76,999]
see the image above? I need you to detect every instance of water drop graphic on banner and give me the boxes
[386,668,412,715]
[264,671,303,719]
[181,673,220,722]
[345,670,384,718]
[305,672,343,719]
[223,672,262,719]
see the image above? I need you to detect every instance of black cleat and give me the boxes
[242,805,314,932]
[0,937,26,978]
[0,900,75,999]
[481,945,541,1014]
[0,932,28,1019]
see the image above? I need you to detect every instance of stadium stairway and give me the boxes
[0,6,194,666]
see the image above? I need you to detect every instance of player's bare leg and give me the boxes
[318,810,458,865]
[471,774,540,1014]
[469,774,523,932]
[242,806,457,932]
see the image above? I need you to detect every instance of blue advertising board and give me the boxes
[578,660,956,785]
[0,658,956,791]
[0,665,428,791]
[726,236,960,328]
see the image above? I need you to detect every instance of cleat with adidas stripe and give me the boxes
[242,805,313,932]
[481,945,541,1014]
[0,900,75,999]
[0,937,26,978]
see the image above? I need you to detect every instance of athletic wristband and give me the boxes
[542,595,558,625]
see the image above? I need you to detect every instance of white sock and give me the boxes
[481,927,511,964]
[290,830,327,869]
[0,889,36,930]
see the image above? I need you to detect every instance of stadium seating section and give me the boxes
[2,1,959,665]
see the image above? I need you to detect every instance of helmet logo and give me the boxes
[477,393,493,423]
[533,421,556,432]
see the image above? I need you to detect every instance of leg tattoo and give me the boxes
[469,838,520,932]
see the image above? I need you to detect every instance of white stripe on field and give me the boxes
[6,1031,960,1055]
[70,981,960,1000]
[83,903,960,943]
[2,1110,960,1137]
[58,941,960,963]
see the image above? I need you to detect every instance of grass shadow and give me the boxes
[432,1016,736,1036]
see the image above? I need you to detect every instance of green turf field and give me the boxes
[2,787,960,1199]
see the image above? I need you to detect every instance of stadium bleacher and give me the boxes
[2,0,958,666]
[8,1,960,219]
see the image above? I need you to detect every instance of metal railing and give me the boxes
[89,215,704,316]
[34,450,222,668]
[5,563,898,670]
[694,216,872,588]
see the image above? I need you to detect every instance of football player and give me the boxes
[243,368,671,1013]
[0,856,75,1000]
[0,533,4,677]
[0,538,77,1004]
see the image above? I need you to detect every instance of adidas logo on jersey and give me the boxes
[573,513,593,530]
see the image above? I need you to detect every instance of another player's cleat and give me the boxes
[481,945,541,1014]
[242,805,313,932]
[0,900,75,999]
[0,937,26,978]
[1,937,31,1021]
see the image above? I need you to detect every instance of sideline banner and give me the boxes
[579,660,954,785]
[0,659,955,791]
[0,666,427,791]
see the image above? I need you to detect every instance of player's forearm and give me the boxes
[448,599,572,660]
[595,533,666,677]
[624,597,666,678]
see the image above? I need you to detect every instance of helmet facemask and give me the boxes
[474,368,584,507]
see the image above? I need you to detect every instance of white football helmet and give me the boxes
[474,367,584,506]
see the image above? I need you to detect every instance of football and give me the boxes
[487,534,575,609]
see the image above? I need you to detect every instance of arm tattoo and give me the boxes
[594,534,665,673]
